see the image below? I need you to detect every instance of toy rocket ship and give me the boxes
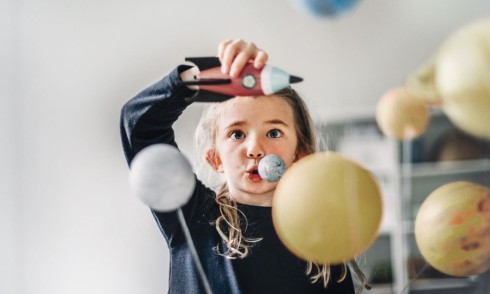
[180,57,303,102]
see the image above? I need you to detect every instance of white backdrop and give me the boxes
[1,0,489,293]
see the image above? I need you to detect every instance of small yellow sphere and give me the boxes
[376,87,430,140]
[272,152,383,264]
[415,181,490,276]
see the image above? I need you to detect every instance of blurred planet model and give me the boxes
[376,87,430,140]
[272,152,383,264]
[290,0,360,18]
[405,19,490,139]
[258,154,286,182]
[129,144,195,212]
[415,181,490,276]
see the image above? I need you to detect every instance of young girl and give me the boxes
[120,39,368,293]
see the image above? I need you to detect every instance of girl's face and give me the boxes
[207,95,301,206]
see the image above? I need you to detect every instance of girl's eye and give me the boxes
[267,129,282,138]
[230,130,245,140]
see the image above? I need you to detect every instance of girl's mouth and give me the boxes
[247,167,262,181]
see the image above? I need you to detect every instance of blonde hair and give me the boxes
[194,88,370,291]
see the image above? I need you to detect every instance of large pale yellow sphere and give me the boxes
[415,181,490,276]
[436,19,490,139]
[272,152,383,264]
[376,87,430,140]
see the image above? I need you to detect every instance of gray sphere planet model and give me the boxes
[129,144,196,212]
[258,154,286,182]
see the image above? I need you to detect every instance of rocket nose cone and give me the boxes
[289,75,303,84]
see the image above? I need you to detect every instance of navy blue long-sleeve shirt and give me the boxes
[120,66,355,294]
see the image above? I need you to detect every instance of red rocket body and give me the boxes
[197,64,265,97]
[181,57,302,103]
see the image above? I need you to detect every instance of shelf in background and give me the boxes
[368,283,393,294]
[402,158,490,178]
[408,277,478,291]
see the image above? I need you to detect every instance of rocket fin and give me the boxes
[185,57,222,71]
[179,78,231,86]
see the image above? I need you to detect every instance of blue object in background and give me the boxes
[290,0,359,18]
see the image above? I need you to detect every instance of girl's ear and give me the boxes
[294,149,308,162]
[205,149,224,173]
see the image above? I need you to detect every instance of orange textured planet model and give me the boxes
[272,152,383,264]
[415,181,490,276]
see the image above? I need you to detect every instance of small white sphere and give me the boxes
[129,144,195,212]
[258,154,286,182]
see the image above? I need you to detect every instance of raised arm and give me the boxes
[120,65,197,166]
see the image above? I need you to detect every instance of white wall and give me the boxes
[1,0,20,293]
[2,0,489,293]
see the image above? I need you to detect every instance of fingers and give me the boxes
[254,50,268,69]
[217,39,268,78]
[217,39,232,62]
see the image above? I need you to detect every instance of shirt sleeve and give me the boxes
[119,65,217,248]
[119,64,196,166]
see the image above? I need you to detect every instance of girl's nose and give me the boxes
[246,136,264,159]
